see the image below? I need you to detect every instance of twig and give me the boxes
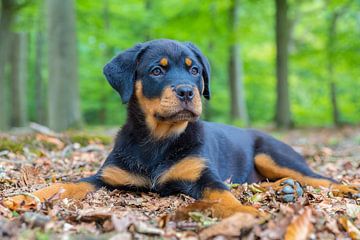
[0,157,33,164]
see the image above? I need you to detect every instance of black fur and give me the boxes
[82,39,334,200]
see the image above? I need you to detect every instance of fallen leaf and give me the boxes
[174,200,215,220]
[36,134,65,149]
[188,211,217,227]
[128,221,164,236]
[284,207,314,240]
[199,212,258,240]
[19,166,46,187]
[111,214,135,233]
[338,217,360,240]
[76,207,113,222]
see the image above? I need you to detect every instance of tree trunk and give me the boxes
[0,0,15,130]
[47,0,81,131]
[327,13,340,126]
[10,32,28,127]
[97,0,111,124]
[202,3,217,122]
[275,0,291,129]
[34,30,46,124]
[203,41,214,121]
[228,0,249,126]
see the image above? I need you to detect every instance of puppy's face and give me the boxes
[103,39,211,138]
[135,43,204,123]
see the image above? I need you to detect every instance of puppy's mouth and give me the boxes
[155,109,199,122]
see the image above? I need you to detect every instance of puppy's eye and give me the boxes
[151,67,163,76]
[190,67,199,75]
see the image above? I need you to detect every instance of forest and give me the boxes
[1,0,360,239]
[0,0,359,131]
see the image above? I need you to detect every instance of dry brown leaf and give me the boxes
[76,207,113,222]
[19,166,46,187]
[338,217,360,240]
[111,214,136,233]
[174,200,215,220]
[199,212,258,240]
[128,221,164,236]
[284,207,314,240]
[36,134,65,149]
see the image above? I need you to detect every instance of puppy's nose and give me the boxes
[175,85,194,102]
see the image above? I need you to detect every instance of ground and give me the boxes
[0,126,359,239]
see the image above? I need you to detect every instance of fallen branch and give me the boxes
[29,122,61,138]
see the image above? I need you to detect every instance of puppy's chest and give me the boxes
[125,154,207,191]
[106,141,206,191]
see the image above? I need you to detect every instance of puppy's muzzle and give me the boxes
[174,85,194,103]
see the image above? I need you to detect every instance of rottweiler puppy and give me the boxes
[4,39,359,218]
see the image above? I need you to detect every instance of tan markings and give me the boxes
[102,166,151,188]
[202,188,261,218]
[201,77,205,94]
[135,81,203,139]
[193,85,202,111]
[160,57,168,67]
[3,182,95,210]
[185,57,192,66]
[158,156,206,185]
[255,154,359,196]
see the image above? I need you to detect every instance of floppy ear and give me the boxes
[184,42,211,100]
[103,44,145,104]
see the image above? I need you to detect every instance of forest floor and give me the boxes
[0,126,359,239]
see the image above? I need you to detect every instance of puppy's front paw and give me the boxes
[2,194,39,211]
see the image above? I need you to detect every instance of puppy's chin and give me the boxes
[155,110,200,123]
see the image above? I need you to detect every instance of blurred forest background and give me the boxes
[0,0,359,132]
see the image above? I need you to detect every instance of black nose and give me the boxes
[175,85,194,102]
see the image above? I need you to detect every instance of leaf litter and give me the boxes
[0,126,359,239]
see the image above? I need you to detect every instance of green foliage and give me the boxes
[11,0,360,127]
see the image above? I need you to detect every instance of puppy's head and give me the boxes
[103,39,211,138]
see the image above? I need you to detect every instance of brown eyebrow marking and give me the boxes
[160,58,168,67]
[185,57,192,66]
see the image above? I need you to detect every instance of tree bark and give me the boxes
[0,0,15,130]
[327,13,340,126]
[228,0,249,126]
[202,2,217,121]
[34,29,46,124]
[97,0,111,124]
[47,0,81,131]
[275,0,291,129]
[10,32,28,127]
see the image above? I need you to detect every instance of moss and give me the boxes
[68,134,112,146]
[37,141,59,151]
[0,138,24,153]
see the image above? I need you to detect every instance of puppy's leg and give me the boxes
[2,176,101,210]
[157,158,262,219]
[200,187,261,217]
[254,133,359,198]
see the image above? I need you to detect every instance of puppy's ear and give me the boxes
[103,44,146,104]
[184,42,211,100]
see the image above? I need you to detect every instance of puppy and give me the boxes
[4,39,359,218]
